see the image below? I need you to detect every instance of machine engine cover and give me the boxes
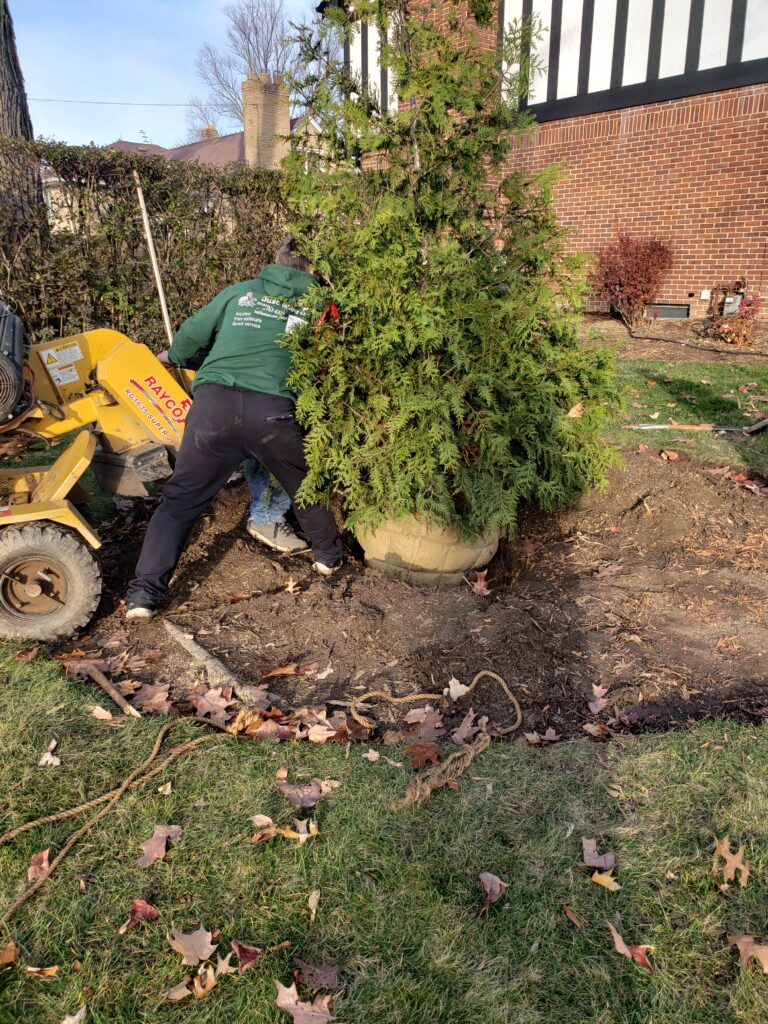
[0,304,25,420]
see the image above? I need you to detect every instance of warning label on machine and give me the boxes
[43,341,83,367]
[48,363,79,386]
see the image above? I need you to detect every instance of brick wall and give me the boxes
[498,84,768,318]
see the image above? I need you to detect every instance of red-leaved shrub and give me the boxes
[590,233,674,330]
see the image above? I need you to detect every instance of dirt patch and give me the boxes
[583,314,768,364]
[74,452,768,743]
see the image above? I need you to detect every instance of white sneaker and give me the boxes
[247,520,308,554]
[125,603,157,621]
[311,558,343,577]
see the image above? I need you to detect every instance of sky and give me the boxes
[12,0,311,149]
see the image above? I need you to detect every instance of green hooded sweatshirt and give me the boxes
[168,264,317,398]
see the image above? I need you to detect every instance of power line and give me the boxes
[29,97,189,108]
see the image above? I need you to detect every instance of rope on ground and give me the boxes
[0,723,226,925]
[350,670,523,810]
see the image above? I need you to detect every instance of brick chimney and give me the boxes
[200,124,219,140]
[241,72,290,169]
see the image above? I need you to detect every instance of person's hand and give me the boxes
[156,349,172,367]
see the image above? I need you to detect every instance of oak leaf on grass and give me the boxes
[167,925,218,966]
[729,934,768,973]
[27,849,50,881]
[581,837,617,870]
[607,922,654,971]
[478,871,509,915]
[118,898,159,934]
[712,834,750,888]
[277,778,340,809]
[592,870,621,891]
[405,742,442,769]
[297,960,340,992]
[137,824,182,867]
[275,980,336,1023]
[231,939,263,973]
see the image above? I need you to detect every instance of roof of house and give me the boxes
[106,132,246,167]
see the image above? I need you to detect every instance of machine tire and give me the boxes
[0,525,102,641]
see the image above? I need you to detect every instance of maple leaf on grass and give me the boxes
[729,934,768,973]
[581,837,617,870]
[712,834,750,887]
[138,824,182,867]
[405,742,442,769]
[27,849,50,881]
[478,872,509,916]
[168,925,218,966]
[607,922,654,971]
[215,952,237,976]
[231,938,263,973]
[466,569,492,597]
[297,960,340,992]
[277,778,340,809]
[591,870,621,891]
[524,728,561,746]
[275,980,336,1023]
[118,898,159,934]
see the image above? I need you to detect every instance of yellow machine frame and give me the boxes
[0,328,193,550]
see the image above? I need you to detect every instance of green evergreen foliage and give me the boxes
[283,0,619,537]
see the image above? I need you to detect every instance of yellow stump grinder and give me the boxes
[0,303,193,641]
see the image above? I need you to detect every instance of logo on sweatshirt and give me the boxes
[238,291,256,307]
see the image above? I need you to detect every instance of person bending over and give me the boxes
[125,236,342,621]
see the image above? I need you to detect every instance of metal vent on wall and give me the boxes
[647,304,690,320]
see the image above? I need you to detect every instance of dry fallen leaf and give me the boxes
[404,704,446,742]
[16,646,39,662]
[523,727,562,746]
[581,837,617,871]
[583,722,614,741]
[193,686,235,727]
[231,939,263,973]
[444,676,471,701]
[566,402,584,418]
[157,781,172,796]
[262,662,301,678]
[168,925,218,966]
[466,569,492,597]
[278,818,319,846]
[130,682,172,715]
[275,980,336,1023]
[315,663,334,680]
[729,934,768,973]
[588,683,609,716]
[215,952,237,977]
[163,976,193,1002]
[296,960,340,992]
[277,778,340,809]
[478,871,509,915]
[563,904,585,929]
[607,922,654,971]
[192,963,217,999]
[712,834,750,888]
[228,590,255,604]
[27,849,50,881]
[362,748,380,762]
[0,941,20,966]
[276,764,289,780]
[405,742,443,769]
[118,898,160,935]
[591,870,621,891]
[308,890,320,923]
[37,739,61,767]
[24,965,60,978]
[137,824,182,867]
[660,449,679,461]
[593,562,622,580]
[250,814,280,844]
[89,706,113,721]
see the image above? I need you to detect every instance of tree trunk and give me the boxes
[0,0,33,139]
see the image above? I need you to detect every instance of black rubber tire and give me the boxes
[0,524,102,641]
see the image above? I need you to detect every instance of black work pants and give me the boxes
[126,384,342,606]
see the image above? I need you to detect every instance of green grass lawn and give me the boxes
[607,358,768,477]
[1,654,767,1023]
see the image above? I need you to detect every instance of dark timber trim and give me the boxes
[646,0,666,81]
[528,56,768,122]
[727,0,747,66]
[684,0,705,74]
[360,19,368,96]
[546,0,563,102]
[610,0,630,89]
[577,0,595,95]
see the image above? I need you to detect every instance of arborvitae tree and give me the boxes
[283,0,619,538]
